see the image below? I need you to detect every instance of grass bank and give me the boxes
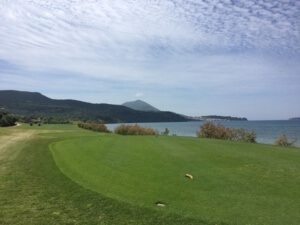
[50,134,300,225]
[1,124,300,224]
[0,124,203,224]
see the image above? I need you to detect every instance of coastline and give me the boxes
[106,120,300,147]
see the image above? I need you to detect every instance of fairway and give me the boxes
[1,124,299,224]
[50,133,300,225]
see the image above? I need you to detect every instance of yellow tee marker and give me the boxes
[185,174,193,179]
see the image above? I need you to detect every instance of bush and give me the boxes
[161,128,170,136]
[235,129,257,143]
[114,124,158,135]
[275,133,296,147]
[0,111,17,127]
[78,122,110,133]
[197,122,256,143]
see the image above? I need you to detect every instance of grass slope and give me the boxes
[0,124,204,225]
[51,133,300,225]
[1,124,299,224]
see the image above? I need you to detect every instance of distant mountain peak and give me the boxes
[122,100,160,112]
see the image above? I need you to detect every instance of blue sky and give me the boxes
[0,0,299,120]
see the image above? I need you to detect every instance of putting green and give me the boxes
[50,134,300,225]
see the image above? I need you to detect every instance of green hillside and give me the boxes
[0,90,187,123]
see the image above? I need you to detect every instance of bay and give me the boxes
[106,120,300,147]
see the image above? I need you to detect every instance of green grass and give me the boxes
[1,124,300,224]
[19,123,83,131]
[51,134,300,225]
[0,125,203,225]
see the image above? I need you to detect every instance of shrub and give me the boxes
[78,122,110,133]
[235,129,257,143]
[0,111,17,127]
[275,133,296,147]
[197,122,256,143]
[161,128,170,136]
[114,124,158,135]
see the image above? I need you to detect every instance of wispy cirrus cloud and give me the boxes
[0,0,299,119]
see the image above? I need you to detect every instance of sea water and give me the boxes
[106,120,300,147]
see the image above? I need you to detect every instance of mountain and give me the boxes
[0,90,187,123]
[122,100,160,112]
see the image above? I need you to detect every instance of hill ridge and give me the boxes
[0,90,187,123]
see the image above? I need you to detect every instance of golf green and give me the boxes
[50,134,300,225]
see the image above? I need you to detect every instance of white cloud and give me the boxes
[0,0,299,118]
[135,92,144,97]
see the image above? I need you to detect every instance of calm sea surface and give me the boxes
[106,120,300,147]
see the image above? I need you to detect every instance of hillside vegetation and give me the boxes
[0,90,187,123]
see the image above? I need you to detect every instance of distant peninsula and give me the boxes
[289,117,300,121]
[186,115,248,121]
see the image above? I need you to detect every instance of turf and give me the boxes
[1,124,300,224]
[0,125,204,225]
[50,133,300,225]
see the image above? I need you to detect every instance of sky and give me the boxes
[0,0,299,120]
